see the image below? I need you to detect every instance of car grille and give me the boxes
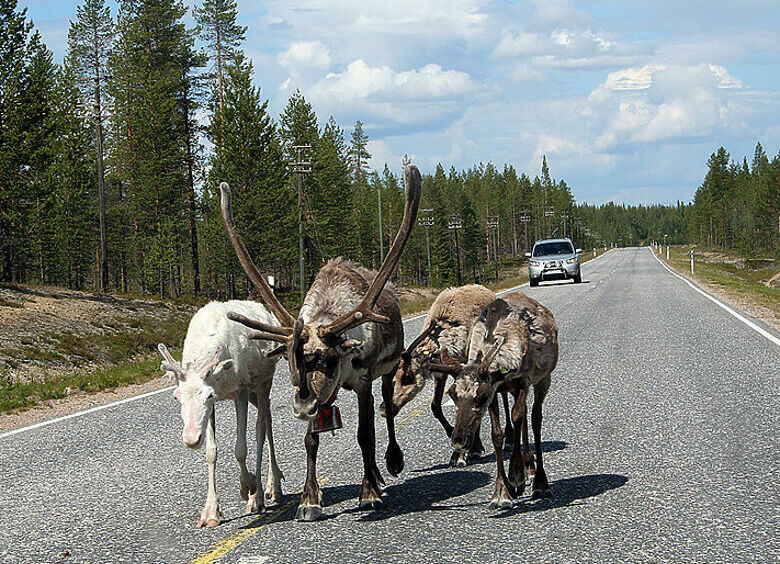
[545,261,560,268]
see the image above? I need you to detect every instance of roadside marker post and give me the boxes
[690,250,694,275]
[666,246,669,260]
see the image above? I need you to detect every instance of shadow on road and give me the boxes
[489,473,628,517]
[411,440,568,473]
[240,469,491,527]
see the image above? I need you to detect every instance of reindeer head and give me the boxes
[220,164,422,422]
[157,344,234,448]
[424,338,506,453]
[382,322,441,417]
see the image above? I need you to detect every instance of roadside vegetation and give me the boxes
[660,245,779,321]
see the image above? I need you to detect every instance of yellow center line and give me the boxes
[191,477,331,564]
[191,397,433,563]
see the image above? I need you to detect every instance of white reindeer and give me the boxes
[157,300,284,528]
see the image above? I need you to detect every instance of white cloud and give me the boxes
[584,63,746,149]
[277,41,332,69]
[311,59,475,104]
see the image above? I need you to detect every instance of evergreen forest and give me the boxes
[1,0,778,303]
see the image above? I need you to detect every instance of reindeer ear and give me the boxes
[211,359,234,380]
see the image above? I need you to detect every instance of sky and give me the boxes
[20,0,780,205]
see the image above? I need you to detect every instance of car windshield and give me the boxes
[533,242,574,257]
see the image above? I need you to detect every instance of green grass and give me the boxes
[0,357,166,413]
[664,246,779,316]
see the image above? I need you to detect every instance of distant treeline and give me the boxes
[1,1,777,303]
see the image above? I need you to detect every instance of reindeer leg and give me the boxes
[251,387,272,514]
[502,391,515,450]
[488,397,512,509]
[531,377,552,499]
[468,420,486,463]
[507,387,528,498]
[263,390,284,506]
[382,371,405,477]
[431,375,454,437]
[197,411,222,527]
[521,390,535,482]
[234,389,258,513]
[357,381,383,509]
[296,423,322,521]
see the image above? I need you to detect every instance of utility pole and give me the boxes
[545,207,554,238]
[487,215,499,281]
[291,144,311,301]
[76,73,110,293]
[448,214,462,285]
[561,213,568,238]
[520,210,530,253]
[419,209,434,280]
[377,182,384,264]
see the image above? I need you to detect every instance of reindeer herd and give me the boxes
[158,165,559,527]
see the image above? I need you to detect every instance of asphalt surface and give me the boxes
[1,247,778,564]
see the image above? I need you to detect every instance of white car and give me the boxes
[526,238,582,287]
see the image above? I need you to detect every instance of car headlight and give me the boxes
[566,257,578,264]
[529,260,540,266]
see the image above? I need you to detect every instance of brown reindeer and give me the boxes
[425,291,558,508]
[219,165,421,521]
[382,284,516,467]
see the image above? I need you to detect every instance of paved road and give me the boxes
[1,248,778,564]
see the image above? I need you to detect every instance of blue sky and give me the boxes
[20,0,780,205]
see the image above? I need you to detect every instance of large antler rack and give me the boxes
[320,164,422,339]
[220,182,296,329]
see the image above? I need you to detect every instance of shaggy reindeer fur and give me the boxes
[385,284,516,466]
[159,300,283,527]
[444,291,558,508]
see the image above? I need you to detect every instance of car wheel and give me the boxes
[530,278,539,287]
[573,271,582,283]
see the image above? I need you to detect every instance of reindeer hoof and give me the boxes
[295,504,322,522]
[197,518,221,528]
[508,482,526,498]
[359,498,383,510]
[455,452,468,468]
[531,487,552,500]
[488,498,513,510]
[467,447,485,462]
[385,444,405,476]
[264,490,282,507]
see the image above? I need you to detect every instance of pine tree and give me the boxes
[67,0,113,291]
[194,0,245,120]
[107,0,197,297]
[0,0,33,281]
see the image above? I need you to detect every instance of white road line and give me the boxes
[649,247,779,346]
[0,385,177,439]
[1,249,616,439]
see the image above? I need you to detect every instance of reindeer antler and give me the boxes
[402,322,438,361]
[157,343,183,374]
[220,182,296,328]
[321,164,422,338]
[227,312,293,344]
[423,347,463,375]
[478,337,505,374]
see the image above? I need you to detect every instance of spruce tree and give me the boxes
[349,120,371,183]
[204,52,291,298]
